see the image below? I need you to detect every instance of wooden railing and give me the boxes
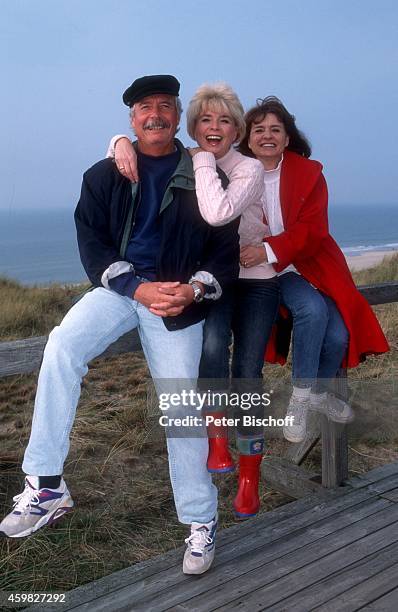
[1,281,397,497]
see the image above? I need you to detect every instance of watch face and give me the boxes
[192,283,203,302]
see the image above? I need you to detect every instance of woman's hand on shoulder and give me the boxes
[115,138,139,182]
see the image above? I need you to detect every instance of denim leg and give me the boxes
[199,286,235,383]
[279,273,329,386]
[23,288,140,476]
[136,304,217,525]
[231,278,280,437]
[316,295,349,389]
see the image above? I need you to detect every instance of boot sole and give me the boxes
[207,465,235,473]
[234,510,258,520]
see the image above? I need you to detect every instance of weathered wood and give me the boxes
[320,368,349,487]
[1,281,396,378]
[358,280,398,305]
[285,409,320,465]
[321,416,349,487]
[348,460,398,488]
[24,464,398,612]
[262,456,324,498]
[381,487,398,502]
[309,551,398,612]
[213,509,398,611]
[105,499,393,612]
[0,335,48,376]
[361,587,398,610]
[0,329,142,377]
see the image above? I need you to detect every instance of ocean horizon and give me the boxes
[1,204,397,286]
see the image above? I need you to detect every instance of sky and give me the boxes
[1,0,398,212]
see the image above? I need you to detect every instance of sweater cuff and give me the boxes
[106,134,130,159]
[192,151,217,171]
[109,272,143,298]
[264,242,278,264]
[190,271,222,300]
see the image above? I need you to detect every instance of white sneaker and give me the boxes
[283,397,310,443]
[312,393,354,423]
[183,514,217,575]
[0,476,73,538]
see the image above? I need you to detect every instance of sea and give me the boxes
[0,204,397,286]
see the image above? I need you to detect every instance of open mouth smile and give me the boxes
[144,122,171,131]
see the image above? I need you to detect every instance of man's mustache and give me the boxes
[143,119,171,131]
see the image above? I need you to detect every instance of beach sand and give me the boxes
[345,249,397,271]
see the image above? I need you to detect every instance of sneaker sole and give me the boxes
[283,429,306,443]
[1,497,74,538]
[183,557,215,575]
[310,405,355,424]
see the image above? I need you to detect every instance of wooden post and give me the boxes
[321,368,349,487]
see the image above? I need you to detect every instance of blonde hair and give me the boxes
[186,82,246,141]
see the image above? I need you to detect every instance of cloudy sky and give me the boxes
[1,0,397,211]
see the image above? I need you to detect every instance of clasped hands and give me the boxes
[134,282,198,317]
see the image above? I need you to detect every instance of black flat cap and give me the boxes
[123,74,180,107]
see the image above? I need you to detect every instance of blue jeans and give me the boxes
[22,287,217,524]
[200,278,280,435]
[279,272,349,390]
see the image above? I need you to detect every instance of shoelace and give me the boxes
[185,528,213,553]
[12,484,40,512]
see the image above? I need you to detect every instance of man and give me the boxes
[0,75,239,575]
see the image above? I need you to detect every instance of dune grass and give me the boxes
[0,255,397,596]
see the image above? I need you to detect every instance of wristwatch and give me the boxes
[189,280,204,303]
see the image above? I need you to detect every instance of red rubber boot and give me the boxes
[206,412,235,473]
[233,454,263,518]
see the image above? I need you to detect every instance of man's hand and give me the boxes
[240,245,268,268]
[134,282,196,317]
[115,138,139,182]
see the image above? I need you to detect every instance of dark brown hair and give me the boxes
[238,96,311,158]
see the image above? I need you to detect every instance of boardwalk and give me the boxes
[27,461,398,612]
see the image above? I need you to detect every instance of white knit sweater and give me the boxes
[193,148,276,280]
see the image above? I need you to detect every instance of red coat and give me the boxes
[265,150,389,368]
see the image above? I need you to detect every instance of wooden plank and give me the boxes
[360,587,398,610]
[321,416,349,487]
[1,281,396,378]
[0,329,142,377]
[131,491,398,612]
[0,335,48,376]
[348,461,398,488]
[109,498,392,612]
[212,509,398,611]
[261,457,324,498]
[38,497,392,612]
[25,481,353,612]
[267,544,398,611]
[358,281,398,305]
[381,487,398,503]
[321,368,349,487]
[25,471,398,612]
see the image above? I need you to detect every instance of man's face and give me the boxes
[131,94,179,155]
